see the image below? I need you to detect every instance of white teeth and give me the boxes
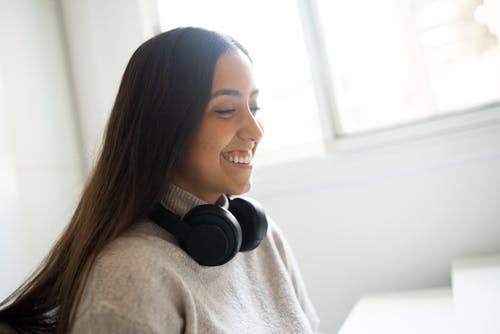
[226,151,253,164]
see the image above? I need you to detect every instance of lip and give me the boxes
[227,161,253,170]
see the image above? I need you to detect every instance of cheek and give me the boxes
[198,124,234,152]
[198,136,223,153]
[186,119,236,168]
[189,133,227,164]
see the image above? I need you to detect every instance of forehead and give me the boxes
[211,50,256,92]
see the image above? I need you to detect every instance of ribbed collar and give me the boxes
[159,184,229,218]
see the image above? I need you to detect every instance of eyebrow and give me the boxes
[210,89,259,99]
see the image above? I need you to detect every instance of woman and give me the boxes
[0,27,320,333]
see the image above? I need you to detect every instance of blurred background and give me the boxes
[1,0,500,332]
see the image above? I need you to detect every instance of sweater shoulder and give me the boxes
[262,217,293,266]
[93,221,188,276]
[74,221,190,332]
[77,222,192,309]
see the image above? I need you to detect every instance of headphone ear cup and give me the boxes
[182,205,242,266]
[229,197,268,252]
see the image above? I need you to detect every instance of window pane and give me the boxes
[316,0,500,135]
[156,0,322,155]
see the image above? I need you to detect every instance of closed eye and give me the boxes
[214,109,236,116]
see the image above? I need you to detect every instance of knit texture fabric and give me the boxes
[71,185,320,333]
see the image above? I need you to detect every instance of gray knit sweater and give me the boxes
[71,185,320,333]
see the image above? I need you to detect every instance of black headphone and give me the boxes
[148,196,268,266]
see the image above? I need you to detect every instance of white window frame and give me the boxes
[297,0,500,154]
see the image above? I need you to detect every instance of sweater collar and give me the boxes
[159,184,229,218]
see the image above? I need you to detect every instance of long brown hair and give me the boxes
[0,27,250,333]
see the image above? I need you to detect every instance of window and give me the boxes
[156,0,323,162]
[314,0,500,135]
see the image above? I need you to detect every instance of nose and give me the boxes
[237,107,264,144]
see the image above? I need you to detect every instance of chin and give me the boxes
[228,182,251,196]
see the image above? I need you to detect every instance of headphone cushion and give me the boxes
[229,197,268,252]
[182,205,242,266]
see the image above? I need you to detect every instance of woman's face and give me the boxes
[173,49,264,204]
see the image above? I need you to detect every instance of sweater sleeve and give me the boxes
[72,302,159,334]
[268,219,322,333]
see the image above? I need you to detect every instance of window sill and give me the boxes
[329,102,500,154]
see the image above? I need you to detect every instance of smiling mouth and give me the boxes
[222,150,254,166]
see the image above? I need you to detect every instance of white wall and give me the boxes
[0,0,83,299]
[250,120,500,332]
[59,0,159,168]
